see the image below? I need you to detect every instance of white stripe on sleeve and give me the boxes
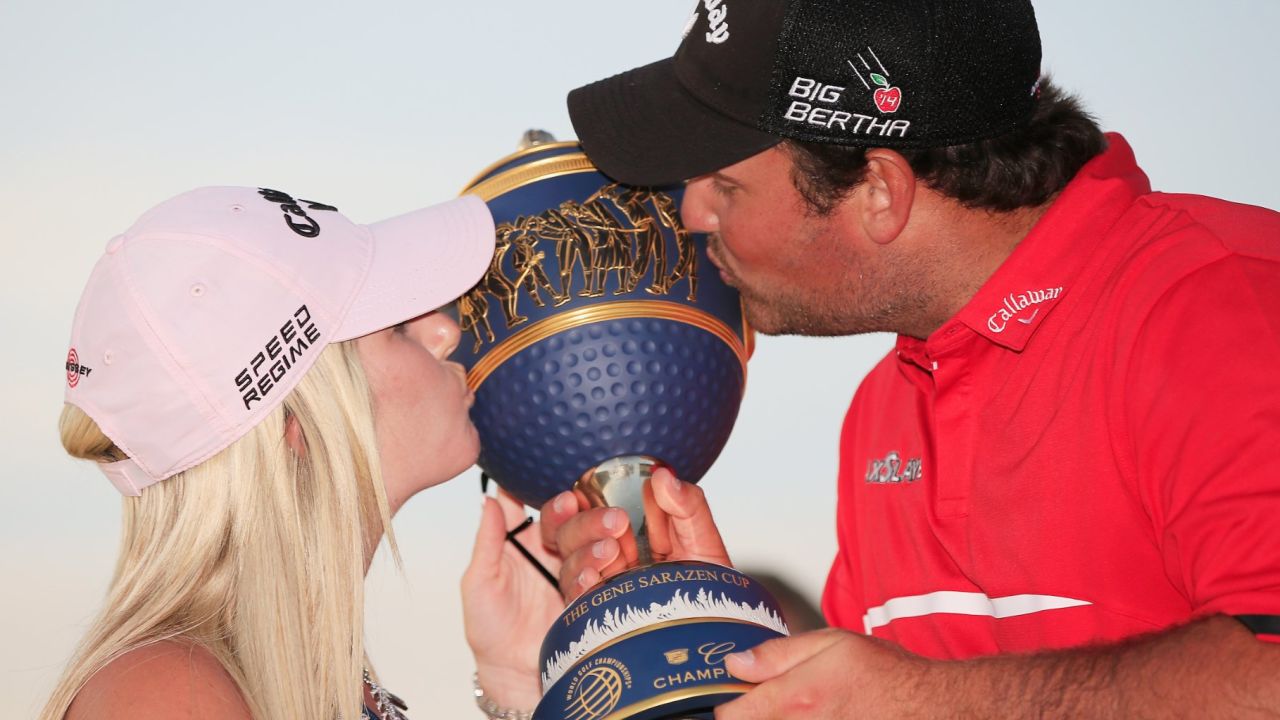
[863,591,1092,634]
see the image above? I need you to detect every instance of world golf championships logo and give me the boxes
[453,142,753,508]
[563,658,631,720]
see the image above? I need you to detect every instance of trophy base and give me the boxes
[534,562,788,720]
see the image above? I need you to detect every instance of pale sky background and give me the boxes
[2,1,1277,717]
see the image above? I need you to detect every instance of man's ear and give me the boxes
[284,413,307,458]
[854,148,916,246]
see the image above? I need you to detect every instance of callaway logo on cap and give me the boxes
[568,0,1042,186]
[64,186,495,496]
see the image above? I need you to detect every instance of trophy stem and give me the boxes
[573,455,659,566]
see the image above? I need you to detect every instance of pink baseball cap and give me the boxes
[64,186,495,496]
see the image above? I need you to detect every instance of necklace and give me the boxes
[362,668,409,720]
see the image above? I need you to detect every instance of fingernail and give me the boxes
[666,472,684,495]
[553,492,570,514]
[603,509,624,531]
[592,540,609,559]
[577,569,596,588]
[727,649,754,666]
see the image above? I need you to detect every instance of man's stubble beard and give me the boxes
[735,232,940,339]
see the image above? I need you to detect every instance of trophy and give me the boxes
[453,134,789,720]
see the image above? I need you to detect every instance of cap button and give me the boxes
[106,235,125,254]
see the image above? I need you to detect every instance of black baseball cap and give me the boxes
[569,0,1042,186]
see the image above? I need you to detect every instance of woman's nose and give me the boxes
[412,310,461,358]
[680,178,720,234]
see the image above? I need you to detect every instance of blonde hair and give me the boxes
[40,341,398,720]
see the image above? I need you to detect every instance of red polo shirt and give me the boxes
[821,134,1280,658]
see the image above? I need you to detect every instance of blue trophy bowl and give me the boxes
[452,140,753,509]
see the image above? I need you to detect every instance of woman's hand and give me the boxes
[462,490,565,711]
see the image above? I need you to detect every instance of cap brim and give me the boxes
[334,194,495,342]
[568,58,781,186]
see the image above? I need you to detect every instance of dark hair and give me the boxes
[785,78,1107,214]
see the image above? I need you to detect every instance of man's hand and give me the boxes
[715,616,1280,718]
[717,629,933,719]
[538,467,732,599]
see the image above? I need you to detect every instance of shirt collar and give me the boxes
[941,133,1152,352]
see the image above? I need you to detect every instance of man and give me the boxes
[539,0,1280,716]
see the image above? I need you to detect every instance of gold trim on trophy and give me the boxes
[465,300,749,392]
[466,152,599,202]
[599,684,756,720]
[460,140,585,194]
[457,183,704,352]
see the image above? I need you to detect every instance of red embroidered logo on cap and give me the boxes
[847,47,902,114]
[66,348,92,387]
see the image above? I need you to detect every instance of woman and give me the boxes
[41,186,562,720]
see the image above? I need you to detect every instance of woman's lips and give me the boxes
[449,362,474,407]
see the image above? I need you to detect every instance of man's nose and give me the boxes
[680,178,720,234]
